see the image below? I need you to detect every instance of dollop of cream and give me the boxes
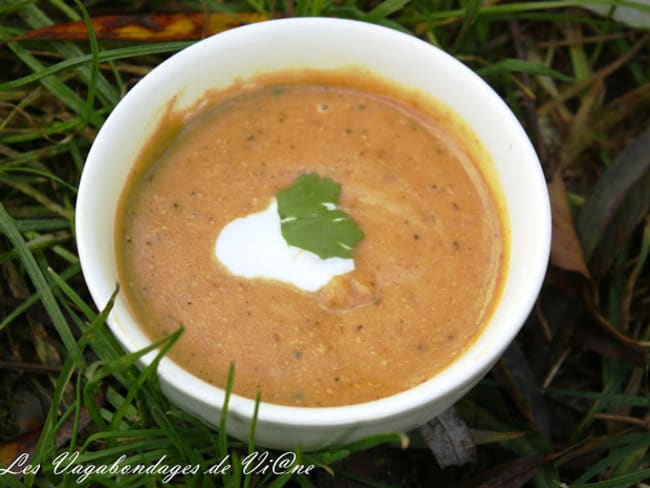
[215,199,354,292]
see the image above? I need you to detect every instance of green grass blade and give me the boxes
[571,361,633,443]
[243,391,262,488]
[453,0,483,52]
[14,218,71,232]
[362,0,411,23]
[0,473,27,488]
[2,173,73,220]
[49,0,81,21]
[303,448,350,468]
[0,167,78,192]
[25,357,76,487]
[0,118,84,145]
[402,0,650,22]
[143,399,200,468]
[549,388,650,408]
[477,58,574,81]
[248,391,261,454]
[46,267,127,364]
[218,362,236,461]
[0,262,78,331]
[0,201,81,364]
[0,0,35,15]
[0,42,194,91]
[229,451,242,487]
[566,469,650,487]
[338,432,409,453]
[2,39,103,128]
[47,265,96,322]
[105,387,139,423]
[62,373,83,456]
[0,230,71,265]
[574,434,650,483]
[0,143,74,169]
[107,326,184,430]
[18,1,119,108]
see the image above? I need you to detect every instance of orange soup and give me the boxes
[115,69,507,407]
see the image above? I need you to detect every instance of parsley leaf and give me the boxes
[277,173,364,259]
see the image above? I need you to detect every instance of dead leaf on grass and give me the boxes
[419,406,476,468]
[0,428,40,473]
[0,398,97,478]
[548,170,591,277]
[19,12,269,42]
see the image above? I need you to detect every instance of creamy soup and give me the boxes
[115,69,507,407]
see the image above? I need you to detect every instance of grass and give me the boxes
[1,0,649,486]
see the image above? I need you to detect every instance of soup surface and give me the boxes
[116,70,506,407]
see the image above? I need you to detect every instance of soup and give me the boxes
[115,69,507,407]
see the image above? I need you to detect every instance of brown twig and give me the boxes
[536,31,634,49]
[0,360,61,375]
[582,284,650,350]
[538,34,649,116]
[593,413,650,430]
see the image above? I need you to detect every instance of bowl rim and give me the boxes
[76,16,552,428]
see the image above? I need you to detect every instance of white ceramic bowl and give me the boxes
[76,17,551,451]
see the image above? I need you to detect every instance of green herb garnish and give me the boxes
[276,173,364,259]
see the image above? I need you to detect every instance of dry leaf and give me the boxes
[20,12,269,42]
[0,399,97,479]
[419,406,476,468]
[548,170,591,277]
[0,429,40,475]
